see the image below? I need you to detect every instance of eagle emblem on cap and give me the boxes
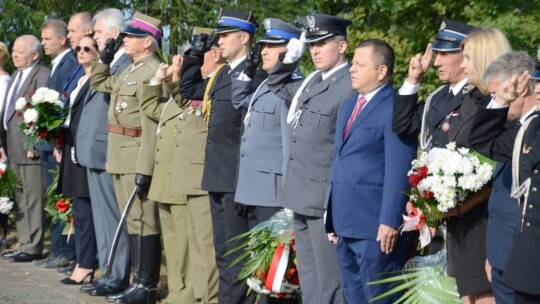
[264,19,272,30]
[439,21,446,31]
[307,15,316,29]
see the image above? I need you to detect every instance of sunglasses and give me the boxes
[75,46,95,53]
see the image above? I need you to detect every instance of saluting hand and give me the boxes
[376,223,398,254]
[171,55,183,82]
[494,70,531,106]
[407,43,433,85]
[153,63,170,83]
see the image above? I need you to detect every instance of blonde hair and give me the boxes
[461,28,512,94]
[0,42,9,68]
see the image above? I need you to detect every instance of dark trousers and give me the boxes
[42,151,75,259]
[247,206,282,230]
[50,221,75,259]
[492,267,515,304]
[516,291,540,304]
[208,192,253,304]
[73,196,96,269]
[0,213,7,234]
[336,237,405,304]
[294,213,344,304]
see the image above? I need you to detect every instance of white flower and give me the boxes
[44,89,60,103]
[31,91,45,104]
[23,108,38,123]
[15,97,28,110]
[0,197,13,214]
[446,142,456,150]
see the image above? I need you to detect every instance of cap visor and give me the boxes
[257,38,287,45]
[533,70,540,80]
[431,40,461,52]
[215,27,241,34]
[304,33,333,44]
[121,27,150,37]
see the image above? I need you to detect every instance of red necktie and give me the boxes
[344,96,367,138]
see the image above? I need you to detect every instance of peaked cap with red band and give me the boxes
[122,12,162,41]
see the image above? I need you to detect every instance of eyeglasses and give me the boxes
[74,46,94,53]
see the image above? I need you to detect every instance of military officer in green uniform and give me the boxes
[139,28,223,304]
[90,12,162,304]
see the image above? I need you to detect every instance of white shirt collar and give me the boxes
[450,78,468,95]
[520,107,537,125]
[321,62,348,80]
[229,55,247,71]
[51,49,71,70]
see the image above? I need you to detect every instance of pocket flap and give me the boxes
[253,102,276,114]
[309,104,333,116]
[306,164,330,181]
[254,160,283,174]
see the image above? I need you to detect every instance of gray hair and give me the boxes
[148,36,159,53]
[17,35,42,56]
[41,19,68,37]
[93,8,125,32]
[483,51,535,93]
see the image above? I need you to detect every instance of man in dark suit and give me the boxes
[468,59,540,304]
[179,9,266,304]
[33,18,77,269]
[469,52,536,304]
[266,13,355,304]
[326,39,417,303]
[0,35,50,262]
[392,19,477,149]
[76,8,132,297]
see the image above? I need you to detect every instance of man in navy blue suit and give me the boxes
[326,39,417,303]
[33,18,78,269]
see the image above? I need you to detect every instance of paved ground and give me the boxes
[0,256,107,304]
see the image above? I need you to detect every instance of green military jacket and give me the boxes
[90,55,160,176]
[140,81,208,204]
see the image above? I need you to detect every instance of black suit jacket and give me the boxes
[470,105,540,295]
[180,55,266,192]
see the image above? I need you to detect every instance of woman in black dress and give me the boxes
[446,28,512,304]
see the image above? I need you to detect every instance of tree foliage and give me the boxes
[1,0,539,93]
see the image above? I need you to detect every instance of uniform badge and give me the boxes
[116,101,128,114]
[178,112,185,120]
[264,19,272,30]
[439,21,446,31]
[523,144,533,155]
[307,16,316,29]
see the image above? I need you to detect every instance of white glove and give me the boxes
[283,32,306,63]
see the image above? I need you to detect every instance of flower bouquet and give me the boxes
[44,169,74,239]
[16,87,68,150]
[368,248,460,303]
[402,142,494,247]
[227,209,300,300]
[0,148,20,216]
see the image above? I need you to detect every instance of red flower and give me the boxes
[422,190,434,199]
[417,166,429,178]
[29,91,35,97]
[289,275,299,285]
[55,132,64,147]
[56,200,70,213]
[26,122,33,127]
[16,111,22,117]
[26,102,32,108]
[408,173,422,187]
[275,292,287,298]
[38,131,48,139]
[62,91,68,98]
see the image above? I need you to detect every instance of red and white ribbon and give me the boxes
[401,202,431,248]
[265,243,290,293]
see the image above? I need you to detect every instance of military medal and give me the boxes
[441,111,457,133]
[523,144,533,155]
[116,101,128,114]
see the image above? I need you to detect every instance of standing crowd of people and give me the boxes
[0,6,539,304]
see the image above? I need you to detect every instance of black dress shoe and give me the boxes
[1,250,19,259]
[10,252,40,262]
[80,283,100,294]
[89,285,124,297]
